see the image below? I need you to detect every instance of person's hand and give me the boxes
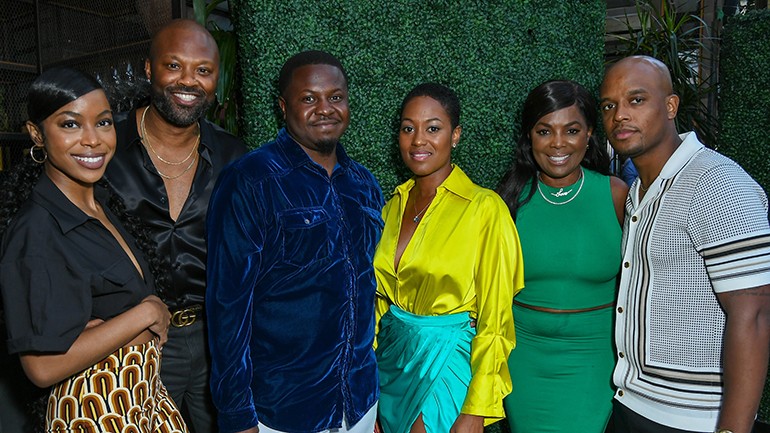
[140,295,171,346]
[374,418,382,433]
[450,414,484,433]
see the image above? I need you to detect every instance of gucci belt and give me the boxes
[170,304,204,328]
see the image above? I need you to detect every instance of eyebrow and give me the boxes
[401,117,444,123]
[536,120,582,128]
[299,86,346,93]
[626,88,648,96]
[56,109,113,118]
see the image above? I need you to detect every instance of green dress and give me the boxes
[504,169,621,432]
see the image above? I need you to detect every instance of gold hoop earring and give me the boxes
[29,144,47,164]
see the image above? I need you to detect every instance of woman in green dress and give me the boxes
[496,80,627,432]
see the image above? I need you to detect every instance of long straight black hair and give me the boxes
[496,80,610,220]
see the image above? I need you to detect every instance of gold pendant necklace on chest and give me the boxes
[140,107,200,180]
[536,168,585,206]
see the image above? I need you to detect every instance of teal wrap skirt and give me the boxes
[376,305,475,433]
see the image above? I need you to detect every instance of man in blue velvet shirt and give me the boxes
[206,51,383,433]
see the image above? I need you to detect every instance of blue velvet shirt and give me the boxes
[206,128,383,433]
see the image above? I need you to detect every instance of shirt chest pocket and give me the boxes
[90,260,145,320]
[279,207,332,267]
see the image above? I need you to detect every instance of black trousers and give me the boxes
[609,399,762,433]
[161,320,217,433]
[609,399,700,433]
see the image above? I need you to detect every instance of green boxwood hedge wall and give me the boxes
[231,0,606,193]
[719,10,770,423]
[719,10,770,193]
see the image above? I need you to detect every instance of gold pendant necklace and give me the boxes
[537,168,585,206]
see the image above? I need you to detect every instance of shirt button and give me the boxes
[623,261,630,268]
[619,352,624,358]
[631,215,638,222]
[304,218,310,224]
[618,390,624,397]
[617,307,623,313]
[172,262,181,270]
[160,196,167,204]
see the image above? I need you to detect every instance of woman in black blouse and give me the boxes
[0,67,187,432]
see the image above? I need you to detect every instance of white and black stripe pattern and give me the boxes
[613,133,770,431]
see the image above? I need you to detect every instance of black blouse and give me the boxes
[0,173,153,354]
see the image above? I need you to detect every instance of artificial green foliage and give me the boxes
[231,0,606,192]
[718,10,770,194]
[720,11,770,421]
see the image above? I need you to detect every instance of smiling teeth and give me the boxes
[74,156,102,163]
[550,155,569,162]
[175,93,196,101]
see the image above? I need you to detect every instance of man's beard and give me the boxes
[315,139,338,156]
[152,85,213,127]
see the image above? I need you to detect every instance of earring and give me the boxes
[29,144,47,164]
[452,143,457,149]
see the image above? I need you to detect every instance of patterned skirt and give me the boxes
[46,340,187,433]
[376,305,474,433]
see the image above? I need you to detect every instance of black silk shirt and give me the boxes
[104,109,247,308]
[0,174,153,354]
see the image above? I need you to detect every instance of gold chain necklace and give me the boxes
[140,106,200,166]
[153,151,198,180]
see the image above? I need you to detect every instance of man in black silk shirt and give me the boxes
[104,19,246,433]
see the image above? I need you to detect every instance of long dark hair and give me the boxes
[0,67,169,432]
[1,67,167,292]
[496,80,610,220]
[0,67,101,240]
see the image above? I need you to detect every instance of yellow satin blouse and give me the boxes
[374,165,524,422]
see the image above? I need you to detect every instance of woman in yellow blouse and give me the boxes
[374,83,524,433]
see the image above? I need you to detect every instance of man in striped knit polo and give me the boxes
[599,55,770,433]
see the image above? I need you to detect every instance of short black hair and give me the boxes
[27,67,102,125]
[278,50,348,96]
[400,82,461,129]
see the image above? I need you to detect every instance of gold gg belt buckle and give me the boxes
[170,305,203,328]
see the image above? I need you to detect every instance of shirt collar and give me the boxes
[275,127,352,171]
[31,173,92,234]
[393,164,475,201]
[630,131,703,206]
[658,131,704,181]
[125,107,215,165]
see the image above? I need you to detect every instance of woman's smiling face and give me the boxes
[530,104,592,187]
[399,96,460,182]
[31,89,115,190]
